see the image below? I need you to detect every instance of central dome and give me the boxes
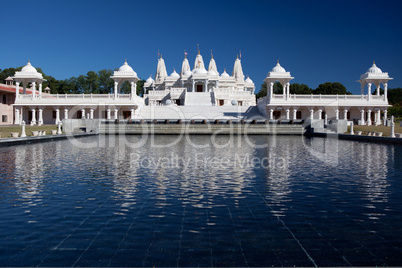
[21,61,38,73]
[118,60,135,73]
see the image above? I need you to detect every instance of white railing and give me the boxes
[270,94,386,101]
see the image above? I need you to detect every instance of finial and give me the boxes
[373,60,375,65]
[161,53,162,59]
[237,54,239,59]
[277,59,279,64]
[158,49,160,59]
[184,50,187,59]
[125,58,127,63]
[239,50,241,59]
[211,50,213,59]
[197,44,200,55]
[28,59,30,63]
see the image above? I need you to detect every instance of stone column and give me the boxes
[384,83,388,101]
[367,83,372,101]
[293,109,297,120]
[192,80,195,92]
[81,108,85,119]
[14,108,20,125]
[15,82,20,100]
[310,108,314,119]
[64,108,69,120]
[344,109,348,120]
[130,81,135,97]
[286,83,290,100]
[384,110,388,125]
[269,82,274,98]
[107,108,111,120]
[376,110,381,125]
[360,109,365,125]
[335,109,339,120]
[367,109,372,126]
[114,81,118,99]
[285,108,290,120]
[377,84,380,95]
[38,108,43,125]
[114,108,118,120]
[269,109,274,120]
[318,109,323,120]
[130,108,135,119]
[282,83,286,99]
[90,108,94,119]
[31,82,36,99]
[39,83,42,98]
[31,108,36,125]
[55,108,60,124]
[204,80,208,92]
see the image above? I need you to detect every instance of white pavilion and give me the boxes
[12,60,144,125]
[257,61,392,125]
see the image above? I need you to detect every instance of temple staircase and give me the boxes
[184,92,214,106]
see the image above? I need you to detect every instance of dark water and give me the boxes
[0,135,401,267]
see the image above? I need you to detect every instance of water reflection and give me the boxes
[2,135,397,218]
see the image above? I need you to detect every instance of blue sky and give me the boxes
[1,0,402,94]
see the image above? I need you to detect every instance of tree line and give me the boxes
[0,67,144,96]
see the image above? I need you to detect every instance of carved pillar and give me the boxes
[114,81,118,99]
[310,108,314,119]
[269,109,274,120]
[64,108,69,120]
[14,108,20,125]
[31,108,36,125]
[367,109,372,126]
[293,109,297,120]
[31,82,36,99]
[90,108,94,119]
[360,109,365,125]
[38,108,43,125]
[367,83,372,101]
[335,109,339,120]
[55,108,60,124]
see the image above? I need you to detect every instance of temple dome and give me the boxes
[245,77,253,84]
[367,62,383,74]
[146,76,154,84]
[170,69,180,77]
[220,70,230,77]
[271,62,286,73]
[118,60,135,73]
[21,61,38,73]
[184,70,192,76]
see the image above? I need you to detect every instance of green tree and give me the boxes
[98,69,114,94]
[256,82,267,99]
[388,88,402,105]
[289,83,312,94]
[86,71,99,93]
[314,82,351,95]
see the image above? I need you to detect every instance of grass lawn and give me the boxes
[347,124,402,136]
[0,125,61,138]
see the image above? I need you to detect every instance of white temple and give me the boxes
[7,52,393,127]
[257,61,392,125]
[144,49,256,106]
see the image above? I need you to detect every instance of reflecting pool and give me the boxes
[0,135,402,267]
